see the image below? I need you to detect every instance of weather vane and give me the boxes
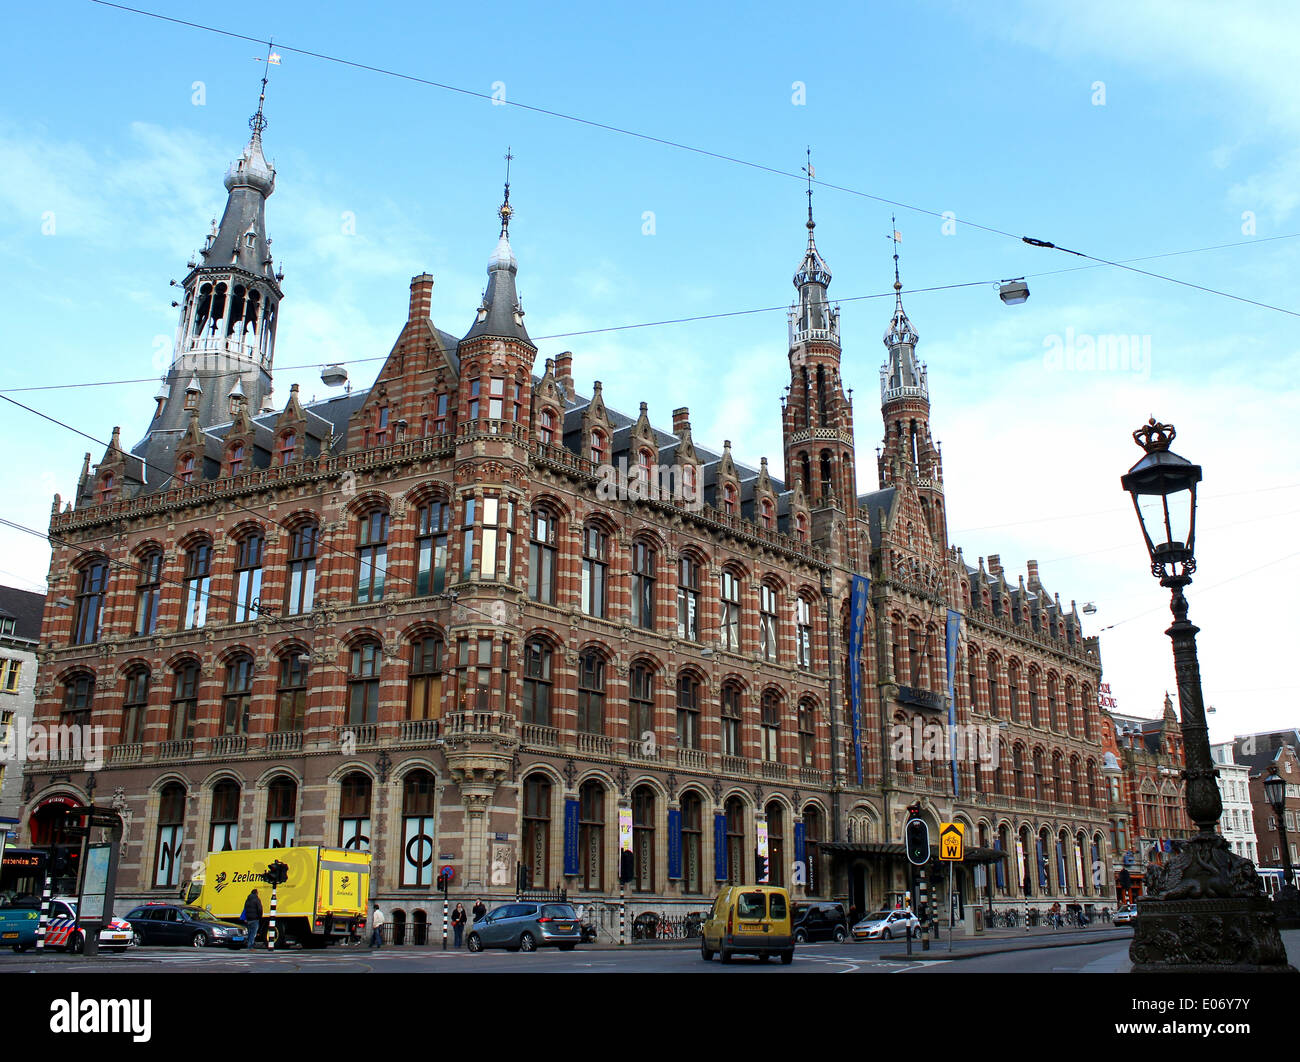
[249,39,281,136]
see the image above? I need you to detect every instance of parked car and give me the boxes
[791,901,848,944]
[123,902,247,948]
[466,902,582,953]
[1113,905,1138,926]
[700,885,793,964]
[852,908,920,941]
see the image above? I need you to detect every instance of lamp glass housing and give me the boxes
[1121,444,1201,580]
[1264,770,1287,811]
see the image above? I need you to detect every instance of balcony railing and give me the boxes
[211,734,247,757]
[520,723,560,749]
[109,743,143,764]
[398,718,441,744]
[676,747,707,769]
[158,739,194,760]
[443,711,516,739]
[577,732,613,757]
[336,724,378,748]
[720,755,746,776]
[266,730,303,754]
[761,761,788,781]
[798,766,827,786]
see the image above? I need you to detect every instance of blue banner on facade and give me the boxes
[945,609,960,797]
[563,799,580,877]
[667,808,682,880]
[794,821,805,864]
[714,814,728,882]
[1056,840,1067,889]
[1036,838,1048,890]
[994,837,1005,890]
[848,574,870,787]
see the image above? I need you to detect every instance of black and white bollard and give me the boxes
[442,898,448,951]
[35,871,52,952]
[268,885,277,952]
[619,882,626,946]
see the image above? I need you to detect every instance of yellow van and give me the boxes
[700,885,793,964]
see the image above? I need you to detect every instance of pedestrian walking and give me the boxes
[452,903,467,947]
[472,898,487,924]
[370,903,385,948]
[242,889,263,950]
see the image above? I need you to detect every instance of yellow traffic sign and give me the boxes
[939,822,965,861]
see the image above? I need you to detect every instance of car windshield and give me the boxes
[865,911,892,921]
[183,909,227,923]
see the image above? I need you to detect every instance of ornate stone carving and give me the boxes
[563,758,577,789]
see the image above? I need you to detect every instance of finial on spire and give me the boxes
[890,215,902,291]
[499,146,514,236]
[802,147,815,230]
[249,40,280,140]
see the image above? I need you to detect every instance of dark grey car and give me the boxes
[466,902,582,953]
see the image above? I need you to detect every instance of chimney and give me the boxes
[555,351,573,394]
[673,406,690,436]
[1027,559,1040,587]
[409,273,434,321]
[988,554,1002,577]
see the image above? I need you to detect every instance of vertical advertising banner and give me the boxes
[667,808,682,880]
[619,807,633,854]
[945,609,961,797]
[848,574,870,787]
[714,814,728,882]
[1016,838,1027,892]
[563,799,580,877]
[756,820,769,884]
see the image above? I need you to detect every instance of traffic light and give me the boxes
[619,849,634,884]
[263,860,289,886]
[49,847,70,876]
[905,818,930,866]
[437,870,450,894]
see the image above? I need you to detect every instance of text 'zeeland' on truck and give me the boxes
[181,846,370,947]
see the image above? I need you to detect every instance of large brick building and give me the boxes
[19,104,1111,930]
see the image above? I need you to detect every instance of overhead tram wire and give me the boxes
[86,1,1300,319]
[5,228,1300,395]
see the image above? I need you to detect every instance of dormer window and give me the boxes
[277,432,296,466]
[539,408,556,446]
[760,498,774,529]
[637,449,654,491]
[796,513,807,543]
[590,430,607,466]
[96,472,115,504]
[177,453,195,485]
[228,443,244,476]
[374,407,390,446]
[723,483,737,516]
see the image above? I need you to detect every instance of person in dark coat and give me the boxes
[472,898,487,923]
[242,889,263,949]
[452,903,468,947]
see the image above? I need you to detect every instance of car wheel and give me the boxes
[519,932,536,953]
[781,949,794,965]
[833,926,846,943]
[700,938,713,961]
[133,931,145,948]
[467,933,483,953]
[793,929,807,944]
[192,932,207,948]
[68,932,85,955]
[882,929,892,940]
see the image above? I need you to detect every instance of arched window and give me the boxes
[632,785,655,893]
[1070,756,1082,806]
[355,508,389,604]
[765,802,785,886]
[630,540,656,630]
[231,530,265,623]
[539,408,556,445]
[409,637,443,722]
[1051,750,1065,803]
[759,583,779,661]
[339,773,372,850]
[996,825,1010,896]
[221,654,254,734]
[275,652,308,732]
[676,555,700,640]
[676,672,700,749]
[347,641,382,725]
[528,507,557,604]
[522,774,551,888]
[122,667,149,744]
[266,776,297,847]
[286,522,317,616]
[277,432,296,466]
[796,513,808,543]
[96,472,115,504]
[581,525,608,618]
[719,570,741,651]
[577,650,606,735]
[579,780,606,891]
[153,782,186,887]
[1087,760,1100,808]
[798,700,816,767]
[1012,745,1026,798]
[169,662,200,741]
[72,559,108,645]
[61,673,93,728]
[134,549,163,636]
[630,663,655,754]
[1028,669,1042,727]
[721,682,742,758]
[182,540,211,630]
[986,657,1000,718]
[209,780,240,852]
[1081,684,1095,740]
[637,449,654,492]
[682,791,703,894]
[1047,674,1060,731]
[760,498,774,529]
[522,640,552,726]
[401,771,437,887]
[1032,748,1046,801]
[723,483,738,516]
[177,453,195,484]
[819,450,832,498]
[1007,663,1021,723]
[589,429,607,465]
[725,797,745,884]
[415,500,450,596]
[228,443,245,477]
[761,690,781,763]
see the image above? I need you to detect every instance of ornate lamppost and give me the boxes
[1121,418,1293,972]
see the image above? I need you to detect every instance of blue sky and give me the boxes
[2,0,1298,741]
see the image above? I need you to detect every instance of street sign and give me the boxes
[938,822,965,861]
[440,865,454,882]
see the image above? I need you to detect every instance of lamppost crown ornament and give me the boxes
[1132,417,1175,452]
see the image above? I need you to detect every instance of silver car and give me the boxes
[466,902,582,953]
[852,908,920,941]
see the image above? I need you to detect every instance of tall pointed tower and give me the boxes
[781,156,856,547]
[132,79,284,487]
[877,229,947,547]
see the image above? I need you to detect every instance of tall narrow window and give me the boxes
[355,509,389,604]
[72,560,108,645]
[177,454,195,484]
[401,771,437,887]
[723,483,738,516]
[676,672,700,749]
[277,432,296,466]
[457,637,492,710]
[415,501,450,596]
[169,662,199,741]
[96,472,115,504]
[719,571,741,652]
[522,640,552,726]
[682,792,702,893]
[725,797,744,884]
[339,773,371,850]
[231,531,264,623]
[286,523,317,615]
[986,658,1000,718]
[221,655,253,734]
[61,674,93,730]
[409,637,443,721]
[539,408,556,445]
[759,583,779,662]
[630,664,655,753]
[579,780,605,891]
[467,378,481,421]
[275,653,308,732]
[154,783,186,888]
[760,499,774,529]
[347,641,381,725]
[134,549,162,636]
[581,526,608,618]
[577,650,605,734]
[630,541,655,630]
[209,781,240,853]
[432,393,450,434]
[373,406,390,446]
[590,430,607,465]
[528,508,557,604]
[765,802,785,886]
[228,444,244,476]
[796,596,813,670]
[721,683,742,757]
[1008,664,1021,723]
[633,786,655,893]
[265,776,297,847]
[676,556,700,641]
[121,667,149,744]
[761,690,781,763]
[798,701,816,767]
[522,774,551,889]
[182,542,211,630]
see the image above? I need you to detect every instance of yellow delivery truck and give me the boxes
[182,846,370,947]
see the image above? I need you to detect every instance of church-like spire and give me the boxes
[463,148,534,348]
[881,218,925,403]
[790,149,838,345]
